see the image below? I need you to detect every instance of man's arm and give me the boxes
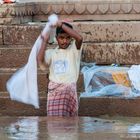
[58,21,83,50]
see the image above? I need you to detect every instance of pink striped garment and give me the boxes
[47,81,78,116]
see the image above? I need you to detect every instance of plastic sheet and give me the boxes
[80,63,140,98]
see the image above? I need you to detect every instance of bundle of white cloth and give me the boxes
[6,14,58,108]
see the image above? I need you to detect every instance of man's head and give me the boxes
[56,22,73,49]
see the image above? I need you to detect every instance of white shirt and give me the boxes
[45,41,82,84]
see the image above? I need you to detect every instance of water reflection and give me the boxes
[5,117,39,140]
[1,116,140,140]
[79,117,114,133]
[46,117,79,140]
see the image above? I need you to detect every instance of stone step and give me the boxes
[0,91,47,97]
[0,96,47,116]
[0,95,140,117]
[1,42,140,69]
[0,44,55,68]
[0,68,84,93]
[82,42,140,64]
[1,21,140,45]
[79,96,140,117]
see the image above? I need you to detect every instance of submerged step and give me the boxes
[0,96,47,116]
[0,96,140,117]
[79,96,140,117]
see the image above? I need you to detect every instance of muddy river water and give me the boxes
[0,116,140,140]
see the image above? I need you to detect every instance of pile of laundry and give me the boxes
[80,63,140,98]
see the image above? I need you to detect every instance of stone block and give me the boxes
[1,41,140,68]
[0,97,47,116]
[2,21,140,45]
[1,96,140,116]
[0,47,30,68]
[1,42,140,68]
[79,97,110,116]
[3,25,42,45]
[0,18,14,25]
[82,42,140,65]
[75,21,140,42]
[0,44,55,68]
[79,97,140,117]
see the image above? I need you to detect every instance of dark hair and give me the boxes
[56,22,73,36]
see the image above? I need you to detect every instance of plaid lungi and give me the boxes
[47,81,78,116]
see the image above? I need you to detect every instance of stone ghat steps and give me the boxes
[1,21,140,117]
[1,94,140,117]
[79,97,140,117]
[0,94,47,116]
[1,42,140,69]
[0,68,84,93]
[1,21,140,68]
[1,21,140,45]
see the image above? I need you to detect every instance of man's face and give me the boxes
[56,33,72,49]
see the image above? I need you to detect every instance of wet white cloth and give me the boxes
[128,65,140,92]
[6,14,58,108]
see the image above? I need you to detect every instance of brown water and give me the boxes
[0,116,140,140]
